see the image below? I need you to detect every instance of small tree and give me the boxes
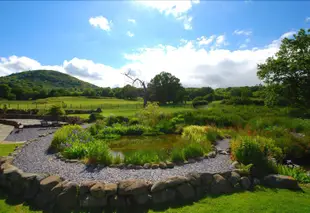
[257,28,310,108]
[124,69,148,107]
[47,105,65,121]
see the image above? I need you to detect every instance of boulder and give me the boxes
[133,193,150,205]
[263,174,300,190]
[118,179,150,196]
[166,162,175,169]
[151,176,188,192]
[186,172,202,187]
[104,183,117,197]
[80,195,107,208]
[210,174,233,195]
[22,173,40,200]
[143,163,151,169]
[56,182,79,210]
[176,183,195,200]
[253,178,261,186]
[159,162,167,169]
[79,181,96,197]
[240,177,251,190]
[206,151,216,158]
[231,161,240,169]
[152,189,176,204]
[151,164,159,169]
[90,182,106,198]
[200,173,213,188]
[40,175,63,192]
[109,195,127,207]
[228,172,241,186]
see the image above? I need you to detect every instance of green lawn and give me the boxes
[1,143,310,213]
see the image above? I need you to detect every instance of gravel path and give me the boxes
[5,127,58,142]
[13,129,232,183]
[216,138,230,151]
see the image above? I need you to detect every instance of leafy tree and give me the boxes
[0,84,11,99]
[47,105,65,121]
[123,84,139,100]
[148,72,185,104]
[257,29,310,107]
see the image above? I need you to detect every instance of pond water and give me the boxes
[109,134,188,157]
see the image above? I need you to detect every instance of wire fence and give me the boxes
[0,102,193,110]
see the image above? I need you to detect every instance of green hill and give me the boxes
[0,70,99,100]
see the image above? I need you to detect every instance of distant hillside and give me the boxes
[0,70,98,90]
[0,70,99,100]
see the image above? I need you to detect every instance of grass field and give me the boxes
[0,96,144,110]
[0,143,310,213]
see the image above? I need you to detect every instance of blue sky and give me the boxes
[0,1,309,88]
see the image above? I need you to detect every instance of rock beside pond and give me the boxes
[151,164,159,169]
[263,174,300,190]
[166,162,174,169]
[143,163,151,169]
[159,162,167,169]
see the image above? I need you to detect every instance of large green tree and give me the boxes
[148,72,185,104]
[257,29,310,107]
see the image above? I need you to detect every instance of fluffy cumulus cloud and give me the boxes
[0,31,296,88]
[135,0,199,30]
[89,16,112,31]
[126,31,135,37]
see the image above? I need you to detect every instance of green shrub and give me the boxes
[97,124,151,137]
[51,125,83,150]
[129,117,140,125]
[170,148,185,162]
[89,113,104,122]
[62,142,87,159]
[182,126,206,143]
[183,143,204,160]
[124,150,161,165]
[47,105,65,120]
[276,164,310,183]
[86,141,113,165]
[192,99,208,108]
[231,136,283,172]
[137,102,163,128]
[155,119,174,134]
[105,116,129,126]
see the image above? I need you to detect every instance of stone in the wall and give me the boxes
[210,174,233,195]
[176,183,195,200]
[79,181,97,198]
[105,183,117,197]
[240,177,251,190]
[109,195,127,207]
[152,188,176,204]
[200,172,213,190]
[228,171,241,186]
[151,176,188,193]
[90,182,106,198]
[263,174,300,190]
[55,182,79,211]
[186,172,202,187]
[80,195,107,208]
[118,179,150,196]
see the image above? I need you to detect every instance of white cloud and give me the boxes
[128,19,136,24]
[89,16,112,31]
[126,31,135,37]
[179,15,193,30]
[233,29,252,36]
[135,0,199,29]
[197,35,215,46]
[0,31,296,88]
[305,17,310,22]
[268,31,296,48]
